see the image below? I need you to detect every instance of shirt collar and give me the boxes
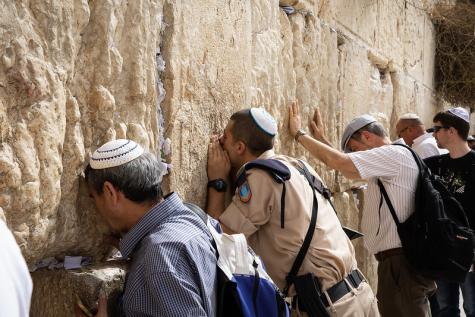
[412,133,431,146]
[257,149,275,159]
[392,138,406,145]
[119,192,184,258]
[235,149,276,176]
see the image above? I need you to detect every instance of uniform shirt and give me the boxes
[219,150,356,291]
[348,144,418,254]
[120,193,217,317]
[412,133,447,159]
[0,220,32,317]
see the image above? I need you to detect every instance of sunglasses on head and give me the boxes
[432,125,450,132]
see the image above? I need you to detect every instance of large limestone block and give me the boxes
[403,2,427,84]
[332,0,379,45]
[30,262,126,317]
[0,0,163,263]
[333,190,378,289]
[161,1,299,205]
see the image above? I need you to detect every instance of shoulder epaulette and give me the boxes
[236,159,290,228]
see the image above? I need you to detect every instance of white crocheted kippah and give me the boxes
[398,113,420,120]
[249,108,277,136]
[90,139,144,169]
[447,107,469,123]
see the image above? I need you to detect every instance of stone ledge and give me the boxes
[30,261,126,317]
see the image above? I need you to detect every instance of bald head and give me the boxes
[396,114,425,146]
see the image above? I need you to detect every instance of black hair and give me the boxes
[229,109,274,156]
[433,111,469,140]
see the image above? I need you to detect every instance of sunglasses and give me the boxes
[432,125,450,132]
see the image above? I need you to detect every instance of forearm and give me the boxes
[298,134,360,179]
[313,133,332,147]
[206,189,226,219]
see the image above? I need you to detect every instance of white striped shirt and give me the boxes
[348,144,418,254]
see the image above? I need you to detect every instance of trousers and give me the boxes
[376,251,436,317]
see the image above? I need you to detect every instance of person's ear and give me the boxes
[235,140,247,155]
[360,130,372,142]
[103,181,119,206]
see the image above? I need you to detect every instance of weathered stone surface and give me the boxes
[30,262,126,317]
[0,0,162,263]
[0,0,443,314]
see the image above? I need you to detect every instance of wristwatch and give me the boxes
[207,178,228,192]
[294,129,307,142]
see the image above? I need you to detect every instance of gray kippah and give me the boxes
[340,114,377,153]
[90,139,144,169]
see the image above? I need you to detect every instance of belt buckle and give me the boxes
[347,272,358,288]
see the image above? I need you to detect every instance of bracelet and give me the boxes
[294,129,307,142]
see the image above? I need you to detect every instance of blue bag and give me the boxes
[207,218,289,317]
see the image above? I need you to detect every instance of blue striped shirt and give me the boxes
[119,193,217,317]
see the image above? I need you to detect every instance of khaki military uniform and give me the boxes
[220,150,379,316]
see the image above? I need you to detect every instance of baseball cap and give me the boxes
[341,114,377,152]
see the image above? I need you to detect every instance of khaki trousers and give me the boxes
[376,253,436,317]
[291,280,380,317]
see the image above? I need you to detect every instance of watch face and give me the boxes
[209,179,227,192]
[214,180,225,191]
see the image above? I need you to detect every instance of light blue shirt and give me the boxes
[120,193,217,317]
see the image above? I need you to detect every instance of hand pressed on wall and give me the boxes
[310,108,326,142]
[288,100,302,138]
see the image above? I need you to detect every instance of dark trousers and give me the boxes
[430,272,475,317]
[376,251,436,317]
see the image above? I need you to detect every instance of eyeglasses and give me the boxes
[397,127,409,137]
[432,125,450,133]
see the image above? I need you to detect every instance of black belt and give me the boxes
[293,269,365,311]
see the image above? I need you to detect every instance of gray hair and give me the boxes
[85,152,163,203]
[351,121,388,140]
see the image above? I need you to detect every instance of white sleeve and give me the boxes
[348,145,406,180]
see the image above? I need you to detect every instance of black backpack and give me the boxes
[377,144,474,282]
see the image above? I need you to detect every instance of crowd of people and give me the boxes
[1,104,474,317]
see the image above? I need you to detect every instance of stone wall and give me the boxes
[0,0,441,315]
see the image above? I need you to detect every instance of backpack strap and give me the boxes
[377,179,401,226]
[391,143,427,173]
[377,143,424,228]
[236,159,291,228]
[296,160,363,240]
[283,162,319,296]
